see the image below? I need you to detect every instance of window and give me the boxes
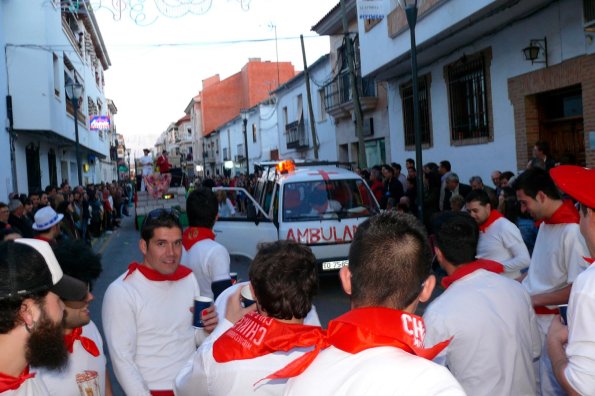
[585,0,595,30]
[53,53,60,97]
[283,107,288,128]
[282,180,379,222]
[318,89,327,121]
[252,124,257,143]
[401,74,432,148]
[445,49,493,145]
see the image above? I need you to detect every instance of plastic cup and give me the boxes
[240,285,256,308]
[230,272,238,284]
[558,304,568,325]
[193,296,214,328]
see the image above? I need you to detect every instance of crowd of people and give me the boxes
[2,138,595,395]
[0,180,133,244]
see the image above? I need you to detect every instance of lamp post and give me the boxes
[399,0,424,222]
[65,81,84,186]
[241,109,249,175]
[115,138,121,182]
[126,148,131,181]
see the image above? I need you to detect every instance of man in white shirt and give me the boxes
[285,212,464,395]
[423,212,541,395]
[175,240,324,395]
[0,239,88,396]
[513,167,589,395]
[548,165,595,395]
[181,187,232,300]
[102,209,218,396]
[139,148,154,191]
[465,189,530,279]
[35,240,112,396]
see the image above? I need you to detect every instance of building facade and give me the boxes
[273,54,337,161]
[2,0,113,195]
[313,0,391,168]
[357,0,595,183]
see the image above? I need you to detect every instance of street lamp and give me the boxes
[398,0,424,222]
[115,138,120,182]
[240,109,249,175]
[126,148,131,181]
[65,81,84,186]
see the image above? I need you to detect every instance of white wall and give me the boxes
[361,0,594,185]
[275,56,336,161]
[0,2,12,200]
[3,1,111,190]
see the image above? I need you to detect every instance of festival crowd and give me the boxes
[1,139,595,396]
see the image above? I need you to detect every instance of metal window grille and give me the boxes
[447,54,490,142]
[401,76,432,147]
[585,0,595,24]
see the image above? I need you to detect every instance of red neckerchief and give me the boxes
[327,307,451,360]
[213,312,328,384]
[441,259,505,289]
[0,367,35,392]
[150,391,174,396]
[536,199,579,227]
[182,227,215,251]
[584,257,595,265]
[64,327,100,357]
[33,235,53,243]
[479,210,503,233]
[124,262,192,281]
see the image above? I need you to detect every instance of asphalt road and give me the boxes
[89,213,351,395]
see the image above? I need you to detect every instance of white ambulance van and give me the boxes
[213,160,380,273]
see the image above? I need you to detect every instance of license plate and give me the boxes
[322,260,348,271]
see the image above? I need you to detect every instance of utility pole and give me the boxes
[340,0,366,168]
[300,34,319,159]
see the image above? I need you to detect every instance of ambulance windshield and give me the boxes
[282,179,379,222]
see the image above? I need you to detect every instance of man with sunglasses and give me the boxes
[285,212,464,395]
[35,240,111,395]
[548,166,595,395]
[423,212,541,395]
[102,209,218,396]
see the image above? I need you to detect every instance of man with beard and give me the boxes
[0,239,88,395]
[35,240,112,395]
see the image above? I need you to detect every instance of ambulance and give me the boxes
[213,160,381,272]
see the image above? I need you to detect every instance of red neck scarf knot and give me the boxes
[124,262,192,281]
[64,327,100,357]
[213,312,328,385]
[479,210,503,233]
[0,366,35,393]
[537,199,580,226]
[182,227,215,251]
[441,259,505,289]
[327,307,451,360]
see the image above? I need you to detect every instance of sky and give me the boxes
[93,0,340,156]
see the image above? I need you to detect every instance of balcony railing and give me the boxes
[323,70,378,118]
[285,120,309,150]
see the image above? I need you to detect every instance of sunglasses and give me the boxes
[141,208,181,230]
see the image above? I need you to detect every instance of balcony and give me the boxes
[286,120,309,150]
[323,70,378,119]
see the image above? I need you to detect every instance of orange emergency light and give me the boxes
[276,160,296,174]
